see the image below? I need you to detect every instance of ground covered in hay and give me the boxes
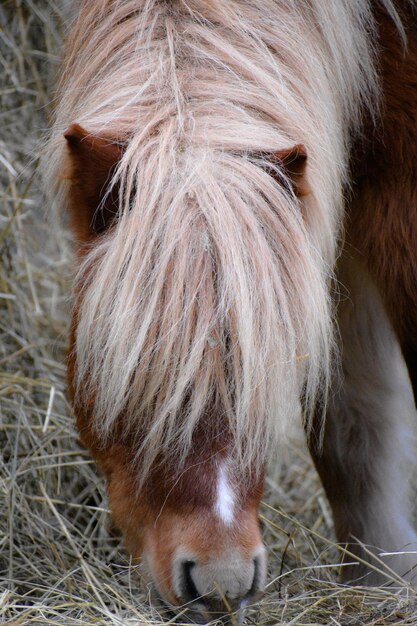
[1,2,417,624]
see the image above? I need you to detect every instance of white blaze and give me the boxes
[215,463,235,525]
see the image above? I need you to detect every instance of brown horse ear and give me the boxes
[271,143,309,197]
[64,123,124,242]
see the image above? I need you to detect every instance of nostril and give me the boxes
[244,556,261,602]
[181,560,202,604]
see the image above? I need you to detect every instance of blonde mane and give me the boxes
[44,0,402,478]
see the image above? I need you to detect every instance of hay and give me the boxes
[1,1,416,624]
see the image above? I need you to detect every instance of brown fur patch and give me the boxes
[348,4,417,398]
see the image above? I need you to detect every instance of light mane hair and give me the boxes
[44,0,403,479]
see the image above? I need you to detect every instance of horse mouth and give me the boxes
[150,586,247,625]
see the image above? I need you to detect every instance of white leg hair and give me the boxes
[311,254,417,585]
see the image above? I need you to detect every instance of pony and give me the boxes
[44,0,417,622]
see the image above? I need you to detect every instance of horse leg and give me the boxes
[309,255,417,585]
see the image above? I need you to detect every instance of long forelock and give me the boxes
[44,0,404,480]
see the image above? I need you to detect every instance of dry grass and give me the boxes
[1,2,417,624]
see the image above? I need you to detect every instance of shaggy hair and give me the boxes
[44,0,402,478]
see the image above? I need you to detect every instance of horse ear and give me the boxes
[272,143,309,197]
[64,123,123,242]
